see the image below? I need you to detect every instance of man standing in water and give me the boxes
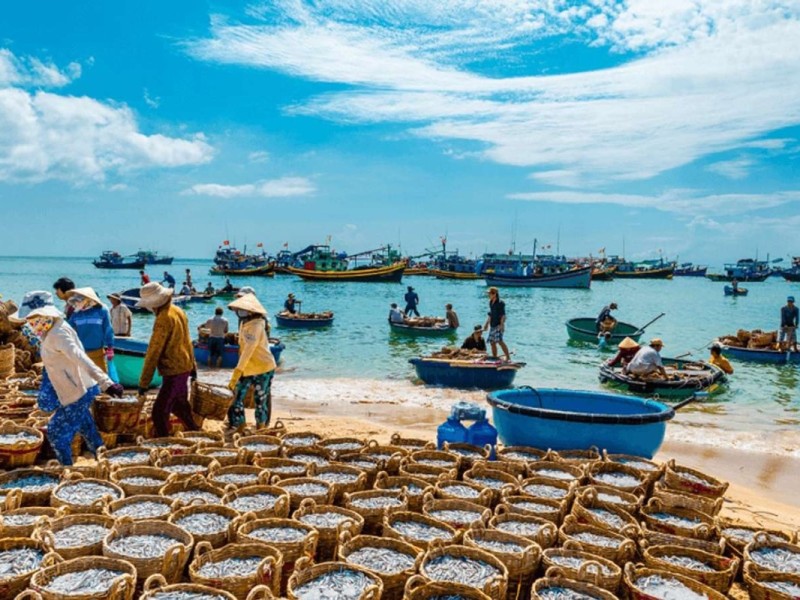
[780,296,799,352]
[484,287,511,361]
[404,286,420,316]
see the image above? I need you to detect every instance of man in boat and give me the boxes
[204,282,215,295]
[606,337,640,369]
[779,296,799,352]
[65,287,115,373]
[162,271,176,289]
[200,306,229,368]
[595,302,618,332]
[445,303,459,329]
[284,293,298,314]
[139,270,150,285]
[388,303,405,324]
[178,281,192,296]
[52,277,76,318]
[708,343,733,374]
[107,293,132,337]
[484,287,511,361]
[221,278,234,293]
[462,325,487,352]
[731,278,739,293]
[404,286,420,317]
[185,268,193,291]
[626,338,668,379]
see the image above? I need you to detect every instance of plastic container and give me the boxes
[437,416,468,449]
[450,401,486,421]
[467,417,497,459]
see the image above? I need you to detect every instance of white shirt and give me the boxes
[627,346,663,375]
[389,308,405,323]
[110,304,132,336]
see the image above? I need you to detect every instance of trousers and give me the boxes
[228,371,274,428]
[47,386,104,466]
[152,372,199,437]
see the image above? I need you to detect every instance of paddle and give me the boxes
[672,391,708,411]
[639,312,665,332]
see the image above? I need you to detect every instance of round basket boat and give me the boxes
[566,317,644,345]
[28,554,137,600]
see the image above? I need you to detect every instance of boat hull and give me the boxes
[599,358,726,399]
[613,267,674,279]
[721,345,800,364]
[210,264,275,277]
[409,358,523,389]
[275,315,334,328]
[93,261,146,270]
[674,267,707,277]
[591,267,616,281]
[429,269,482,280]
[404,267,432,276]
[723,286,748,296]
[486,267,592,289]
[706,273,769,282]
[287,263,405,282]
[389,322,456,337]
[193,339,285,368]
[114,338,162,387]
[781,272,800,282]
[565,318,644,345]
[486,388,673,458]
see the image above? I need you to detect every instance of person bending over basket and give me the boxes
[227,293,276,433]
[10,291,123,465]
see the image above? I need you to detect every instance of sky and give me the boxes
[1,0,799,264]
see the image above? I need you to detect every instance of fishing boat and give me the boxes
[209,263,275,277]
[389,321,456,337]
[673,263,708,277]
[612,258,675,279]
[591,265,616,281]
[118,288,190,313]
[724,285,748,296]
[134,250,174,265]
[211,242,275,276]
[599,358,726,399]
[275,310,334,328]
[92,251,146,270]
[780,257,800,282]
[486,387,675,458]
[409,356,525,389]
[565,318,645,345]
[193,337,285,368]
[114,338,162,388]
[720,344,800,364]
[428,238,481,279]
[706,258,771,282]
[486,265,592,289]
[187,293,215,303]
[287,244,405,282]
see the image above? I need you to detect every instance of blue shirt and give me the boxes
[404,291,419,307]
[781,305,799,327]
[67,305,114,352]
[163,273,176,286]
[488,299,505,327]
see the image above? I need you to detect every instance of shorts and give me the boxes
[488,327,504,343]
[208,337,225,359]
[779,327,797,344]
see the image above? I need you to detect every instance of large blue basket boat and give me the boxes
[486,387,674,458]
[721,344,800,364]
[275,312,334,329]
[409,357,524,389]
[193,338,285,368]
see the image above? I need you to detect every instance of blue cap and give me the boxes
[789,296,796,302]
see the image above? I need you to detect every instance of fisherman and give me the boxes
[627,338,668,378]
[284,293,298,314]
[107,293,132,337]
[139,270,150,285]
[137,282,199,437]
[388,303,405,324]
[52,277,76,318]
[597,331,612,351]
[780,295,799,352]
[162,271,176,289]
[204,282,215,295]
[185,268,193,291]
[201,307,229,368]
[404,286,420,317]
[221,278,234,293]
[227,293,277,432]
[462,325,487,351]
[179,281,192,296]
[596,302,618,332]
[606,337,640,369]
[731,278,739,293]
[484,287,511,361]
[708,343,734,374]
[10,291,123,466]
[66,287,114,373]
[445,303,460,329]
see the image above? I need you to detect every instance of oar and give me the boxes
[672,391,708,411]
[639,312,665,332]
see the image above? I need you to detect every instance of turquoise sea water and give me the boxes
[1,256,798,439]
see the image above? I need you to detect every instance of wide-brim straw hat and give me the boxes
[650,338,665,347]
[136,282,173,309]
[9,291,63,323]
[228,293,267,316]
[107,293,121,302]
[66,287,104,307]
[618,337,638,350]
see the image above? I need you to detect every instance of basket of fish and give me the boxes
[463,466,521,505]
[93,394,144,434]
[277,476,333,511]
[284,446,333,471]
[50,476,124,514]
[106,494,176,521]
[178,429,225,448]
[159,473,226,507]
[36,513,117,560]
[313,465,368,503]
[526,461,585,486]
[344,489,408,535]
[136,436,198,457]
[102,518,194,585]
[398,461,457,484]
[623,563,728,600]
[551,447,602,465]
[744,532,800,578]
[602,452,664,480]
[641,543,739,593]
[0,421,43,468]
[383,510,459,551]
[279,431,323,452]
[0,506,61,538]
[0,467,62,506]
[293,498,364,561]
[652,479,724,517]
[463,525,541,600]
[442,442,491,474]
[518,477,577,506]
[586,461,650,495]
[495,495,564,524]
[531,575,619,600]
[198,446,246,467]
[488,512,559,549]
[189,541,284,600]
[743,562,800,600]
[558,515,637,565]
[139,573,238,600]
[664,460,729,499]
[404,575,492,600]
[0,538,54,599]
[361,444,410,476]
[541,547,622,593]
[287,557,383,600]
[155,453,220,480]
[434,479,494,508]
[97,446,155,469]
[419,542,508,600]
[169,502,242,549]
[210,465,270,490]
[191,381,235,421]
[408,449,460,474]
[421,495,492,534]
[110,466,174,496]
[222,484,290,519]
[639,525,726,557]
[574,484,642,515]
[254,457,312,481]
[234,433,283,461]
[336,453,386,487]
[27,554,137,600]
[495,446,550,478]
[319,436,369,458]
[640,498,715,540]
[571,489,640,538]
[389,433,435,452]
[717,519,794,562]
[374,472,433,512]
[338,532,423,600]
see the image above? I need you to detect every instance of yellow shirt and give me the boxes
[709,353,733,374]
[236,317,276,376]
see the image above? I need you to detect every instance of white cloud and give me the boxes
[183,176,315,198]
[706,158,754,180]
[248,150,270,163]
[0,48,81,88]
[143,88,160,108]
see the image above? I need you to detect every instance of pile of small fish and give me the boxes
[44,568,124,594]
[468,476,506,490]
[226,494,278,513]
[207,450,237,460]
[586,507,626,529]
[536,585,598,600]
[548,554,614,575]
[502,451,542,462]
[282,436,320,447]
[659,554,715,572]
[0,547,44,577]
[324,442,363,453]
[107,534,180,558]
[675,470,715,487]
[291,454,330,467]
[448,448,483,459]
[763,580,800,596]
[749,547,800,573]
[293,567,374,600]
[570,531,619,548]
[634,575,707,600]
[2,512,41,526]
[174,513,232,535]
[392,519,452,542]
[426,510,481,527]
[596,491,627,505]
[346,546,416,574]
[511,500,554,513]
[649,512,701,528]
[114,501,171,519]
[196,556,263,579]
[424,555,500,588]
[213,473,259,486]
[163,464,207,475]
[593,472,642,488]
[248,526,307,543]
[53,523,110,548]
[383,482,425,495]
[316,472,360,485]
[495,520,543,538]
[350,495,403,509]
[54,481,120,505]
[0,431,40,445]
[297,512,352,529]
[242,443,280,454]
[440,484,480,499]
[522,484,568,499]
[414,459,455,469]
[281,482,329,496]
[615,458,658,472]
[168,490,221,505]
[344,459,378,470]
[0,473,59,492]
[534,469,576,481]
[106,450,151,465]
[471,537,525,554]
[120,475,164,488]
[268,464,306,476]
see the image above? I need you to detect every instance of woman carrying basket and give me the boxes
[227,292,276,433]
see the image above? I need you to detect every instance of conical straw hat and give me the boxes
[228,293,267,316]
[66,287,104,307]
[618,337,639,350]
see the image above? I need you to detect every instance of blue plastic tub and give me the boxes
[486,387,674,458]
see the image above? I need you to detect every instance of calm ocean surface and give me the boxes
[1,256,798,441]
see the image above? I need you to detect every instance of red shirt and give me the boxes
[140,274,151,284]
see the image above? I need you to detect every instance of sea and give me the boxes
[1,256,798,456]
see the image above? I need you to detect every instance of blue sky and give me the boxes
[1,0,799,264]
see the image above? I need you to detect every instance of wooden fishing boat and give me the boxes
[209,263,275,277]
[723,286,748,296]
[118,288,190,313]
[193,338,285,368]
[114,338,162,387]
[706,258,771,282]
[404,266,432,276]
[599,358,726,399]
[565,318,644,344]
[613,265,675,279]
[389,321,456,337]
[135,250,174,265]
[93,251,145,270]
[275,311,334,328]
[429,268,482,280]
[409,356,525,389]
[287,262,405,282]
[486,266,592,288]
[187,293,215,303]
[673,263,707,277]
[591,266,616,281]
[719,344,800,365]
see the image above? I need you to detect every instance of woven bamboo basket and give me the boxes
[169,503,242,549]
[744,532,800,578]
[28,554,137,600]
[0,467,62,506]
[717,518,793,560]
[344,489,408,535]
[541,547,622,593]
[389,433,435,452]
[640,498,715,540]
[50,476,124,514]
[93,395,144,434]
[209,464,270,490]
[222,484,290,519]
[0,538,56,598]
[0,487,22,511]
[139,574,237,600]
[178,429,225,448]
[198,446,246,467]
[312,464,368,503]
[642,543,738,593]
[519,477,577,505]
[282,446,332,470]
[419,541,508,600]
[603,452,664,479]
[361,442,411,476]
[136,435,197,456]
[404,575,492,600]
[623,563,728,600]
[383,510,459,551]
[102,518,194,585]
[276,476,333,511]
[586,461,650,495]
[254,457,312,481]
[574,484,642,515]
[551,447,601,465]
[234,433,283,461]
[159,473,226,507]
[0,420,43,468]
[36,513,116,560]
[110,466,174,496]
[191,381,235,421]
[488,511,559,549]
[572,488,640,538]
[399,460,458,484]
[97,446,155,469]
[106,494,176,521]
[236,516,318,596]
[287,557,382,600]
[318,436,368,458]
[664,459,729,498]
[652,479,724,516]
[292,498,364,561]
[374,472,432,512]
[558,515,637,565]
[744,561,800,600]
[408,448,460,473]
[0,506,61,538]
[255,419,287,439]
[639,523,726,556]
[526,460,585,485]
[189,541,284,600]
[0,343,15,378]
[464,466,521,506]
[532,576,619,600]
[435,479,494,508]
[1,404,41,421]
[495,495,565,524]
[496,446,550,478]
[155,452,220,481]
[443,442,490,474]
[279,431,323,452]
[335,453,385,487]
[338,531,423,600]
[421,495,491,533]
[463,524,541,600]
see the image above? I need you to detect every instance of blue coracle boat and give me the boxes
[275,312,334,328]
[193,338,285,368]
[723,285,748,296]
[409,357,525,389]
[486,387,675,458]
[721,344,800,364]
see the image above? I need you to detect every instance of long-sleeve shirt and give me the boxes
[110,304,132,336]
[235,317,276,377]
[68,305,114,352]
[139,303,196,388]
[781,305,799,328]
[607,346,639,367]
[39,319,113,406]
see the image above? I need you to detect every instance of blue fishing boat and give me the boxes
[780,257,800,282]
[134,250,174,265]
[486,265,592,289]
[409,357,525,389]
[428,238,481,280]
[612,257,675,279]
[212,242,274,276]
[193,338,285,368]
[276,311,334,328]
[724,285,748,296]
[93,251,145,270]
[486,387,675,458]
[118,288,190,313]
[706,258,771,282]
[720,344,800,365]
[389,322,456,337]
[114,338,162,387]
[673,263,708,277]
